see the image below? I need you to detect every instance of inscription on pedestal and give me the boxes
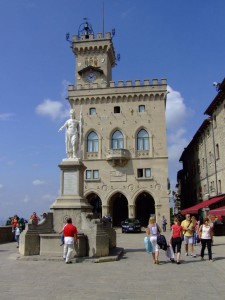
[63,171,78,195]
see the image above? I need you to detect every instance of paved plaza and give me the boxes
[0,229,225,300]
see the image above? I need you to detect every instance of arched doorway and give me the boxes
[136,192,155,226]
[86,193,102,218]
[109,192,128,226]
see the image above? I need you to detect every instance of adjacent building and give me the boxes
[178,78,225,211]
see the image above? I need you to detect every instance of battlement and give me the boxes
[72,32,112,42]
[68,78,167,91]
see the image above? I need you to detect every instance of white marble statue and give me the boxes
[58,108,82,159]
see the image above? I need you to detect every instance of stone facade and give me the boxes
[65,29,170,226]
[179,78,225,209]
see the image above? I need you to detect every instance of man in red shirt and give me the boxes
[62,218,78,264]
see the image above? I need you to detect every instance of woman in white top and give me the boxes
[199,217,213,261]
[146,216,161,264]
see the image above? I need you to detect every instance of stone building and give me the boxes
[65,22,170,226]
[178,78,225,210]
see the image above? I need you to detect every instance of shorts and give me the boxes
[150,236,160,253]
[183,235,193,245]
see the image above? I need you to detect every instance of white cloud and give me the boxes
[22,195,30,203]
[0,113,15,121]
[32,179,47,186]
[35,99,69,120]
[166,86,194,130]
[166,86,192,189]
[42,194,55,202]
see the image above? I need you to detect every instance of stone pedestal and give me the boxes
[50,159,92,232]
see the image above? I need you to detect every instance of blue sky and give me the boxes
[0,0,224,222]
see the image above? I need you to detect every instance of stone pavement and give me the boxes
[0,229,225,300]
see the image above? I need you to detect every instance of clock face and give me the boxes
[85,72,97,83]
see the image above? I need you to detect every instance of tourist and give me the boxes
[170,217,183,264]
[199,217,213,261]
[162,215,167,232]
[29,212,40,224]
[191,216,199,245]
[146,216,161,264]
[15,223,20,248]
[181,214,196,257]
[60,218,78,264]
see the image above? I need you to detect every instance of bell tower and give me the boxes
[69,20,116,87]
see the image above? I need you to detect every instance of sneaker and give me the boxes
[192,254,196,258]
[176,261,181,264]
[170,258,175,263]
[185,252,188,256]
[66,261,72,264]
[60,243,64,246]
[209,259,213,262]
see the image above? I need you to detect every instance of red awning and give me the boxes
[210,206,225,216]
[181,195,225,215]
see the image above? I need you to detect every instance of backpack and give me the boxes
[157,234,167,251]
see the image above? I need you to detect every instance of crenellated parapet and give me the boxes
[68,78,167,91]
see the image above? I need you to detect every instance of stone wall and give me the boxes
[0,226,14,243]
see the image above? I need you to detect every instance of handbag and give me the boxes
[144,236,153,254]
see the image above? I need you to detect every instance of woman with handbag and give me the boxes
[199,217,213,261]
[146,216,161,264]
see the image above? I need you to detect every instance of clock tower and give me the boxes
[70,21,116,87]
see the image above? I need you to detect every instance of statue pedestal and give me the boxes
[50,159,92,232]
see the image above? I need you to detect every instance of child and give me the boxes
[15,223,20,248]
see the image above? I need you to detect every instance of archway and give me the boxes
[109,192,128,226]
[86,193,102,218]
[136,192,155,226]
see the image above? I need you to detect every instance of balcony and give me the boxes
[106,149,130,167]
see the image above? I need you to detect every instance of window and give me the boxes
[112,130,124,149]
[87,131,99,152]
[85,170,99,180]
[139,105,145,112]
[197,159,200,174]
[114,106,120,113]
[213,115,217,128]
[89,107,96,115]
[216,144,220,159]
[218,180,222,194]
[137,129,149,150]
[137,168,151,178]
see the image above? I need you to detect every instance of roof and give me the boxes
[204,77,225,116]
[181,195,225,215]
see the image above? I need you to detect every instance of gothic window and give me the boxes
[111,130,124,149]
[87,131,99,152]
[137,129,149,150]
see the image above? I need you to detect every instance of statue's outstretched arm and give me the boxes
[58,121,67,132]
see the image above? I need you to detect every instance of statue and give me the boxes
[58,108,82,159]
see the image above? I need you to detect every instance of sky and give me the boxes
[0,0,225,222]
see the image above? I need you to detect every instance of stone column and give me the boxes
[50,159,92,232]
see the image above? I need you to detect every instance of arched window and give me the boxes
[87,131,99,152]
[112,130,124,149]
[137,129,149,150]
